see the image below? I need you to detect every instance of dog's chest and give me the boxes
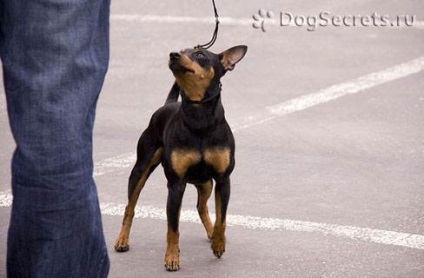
[170,147,231,178]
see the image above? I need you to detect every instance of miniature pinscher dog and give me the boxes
[114,45,247,271]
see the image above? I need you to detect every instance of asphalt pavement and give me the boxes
[1,0,423,277]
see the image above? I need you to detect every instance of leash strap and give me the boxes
[195,0,219,50]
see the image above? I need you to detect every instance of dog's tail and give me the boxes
[165,82,180,105]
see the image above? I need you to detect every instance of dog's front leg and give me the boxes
[211,176,231,258]
[164,179,186,271]
[195,180,214,240]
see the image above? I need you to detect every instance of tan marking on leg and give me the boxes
[164,226,180,271]
[211,191,226,258]
[204,147,231,174]
[196,180,214,239]
[171,149,201,177]
[114,148,163,252]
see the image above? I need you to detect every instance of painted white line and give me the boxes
[93,55,424,175]
[94,152,135,177]
[232,55,424,131]
[0,191,12,207]
[111,14,251,25]
[411,20,424,29]
[1,192,423,250]
[111,14,424,30]
[100,203,424,251]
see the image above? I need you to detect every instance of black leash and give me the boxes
[195,0,219,50]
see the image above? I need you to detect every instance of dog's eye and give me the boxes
[194,52,206,59]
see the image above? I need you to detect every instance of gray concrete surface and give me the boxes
[1,0,424,277]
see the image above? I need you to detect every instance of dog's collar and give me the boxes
[180,83,222,105]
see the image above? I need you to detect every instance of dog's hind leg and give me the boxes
[114,130,163,252]
[195,180,214,240]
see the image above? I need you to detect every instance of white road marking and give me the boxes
[232,55,424,131]
[111,14,424,30]
[100,203,424,250]
[110,14,253,25]
[0,191,12,207]
[93,55,424,176]
[0,191,423,250]
[94,152,136,177]
[111,14,252,25]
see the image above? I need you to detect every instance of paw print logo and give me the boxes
[252,9,274,32]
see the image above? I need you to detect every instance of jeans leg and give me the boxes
[0,0,111,277]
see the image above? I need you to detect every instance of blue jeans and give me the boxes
[0,0,110,277]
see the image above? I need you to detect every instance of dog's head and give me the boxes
[168,45,247,102]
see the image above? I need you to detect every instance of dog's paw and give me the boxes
[164,249,180,271]
[114,236,130,252]
[211,234,226,258]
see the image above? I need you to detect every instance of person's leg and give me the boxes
[0,0,110,277]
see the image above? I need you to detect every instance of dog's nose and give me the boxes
[170,52,181,61]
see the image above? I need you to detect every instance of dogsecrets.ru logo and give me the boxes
[252,9,417,32]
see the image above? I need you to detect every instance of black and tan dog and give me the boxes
[114,45,247,271]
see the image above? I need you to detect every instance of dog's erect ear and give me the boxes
[219,45,248,71]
